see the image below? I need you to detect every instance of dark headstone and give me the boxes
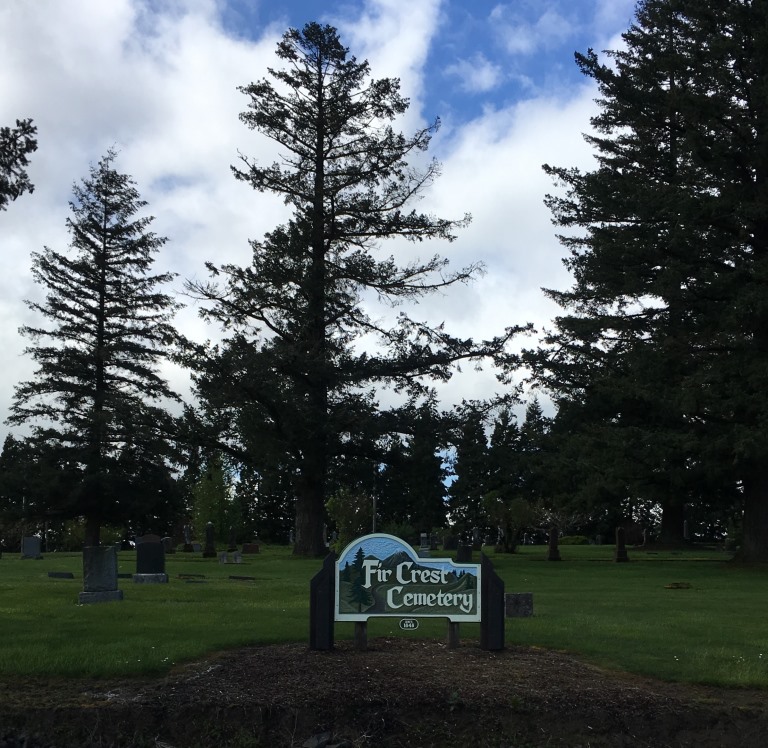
[614,526,630,562]
[547,527,561,561]
[162,536,175,554]
[203,521,216,558]
[79,546,123,604]
[472,527,482,550]
[228,526,237,552]
[191,542,202,553]
[242,542,260,554]
[505,592,534,618]
[21,536,42,560]
[136,534,165,575]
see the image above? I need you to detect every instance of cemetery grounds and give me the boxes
[0,544,767,747]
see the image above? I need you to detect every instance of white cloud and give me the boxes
[445,53,504,94]
[490,3,575,56]
[0,0,622,445]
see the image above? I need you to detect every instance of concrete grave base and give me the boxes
[133,573,169,583]
[78,590,124,604]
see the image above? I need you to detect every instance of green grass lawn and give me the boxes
[1,543,766,688]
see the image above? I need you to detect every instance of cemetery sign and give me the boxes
[335,533,481,623]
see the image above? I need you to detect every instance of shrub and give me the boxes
[559,535,589,545]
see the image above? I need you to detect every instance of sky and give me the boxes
[0,0,639,446]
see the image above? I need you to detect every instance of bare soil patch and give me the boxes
[2,638,767,746]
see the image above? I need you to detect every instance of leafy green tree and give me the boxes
[529,0,768,557]
[191,453,232,544]
[187,23,516,555]
[7,151,180,546]
[0,118,37,211]
[326,487,373,550]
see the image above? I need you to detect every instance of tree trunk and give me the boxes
[741,469,768,562]
[658,497,686,546]
[84,515,101,547]
[294,476,327,557]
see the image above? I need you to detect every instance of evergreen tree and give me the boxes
[528,0,768,557]
[405,403,449,532]
[7,151,180,545]
[0,118,37,211]
[448,405,490,534]
[187,23,516,555]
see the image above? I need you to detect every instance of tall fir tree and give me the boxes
[187,23,517,555]
[528,0,768,557]
[448,405,490,534]
[7,151,180,545]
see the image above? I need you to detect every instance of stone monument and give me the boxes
[79,546,123,604]
[203,521,217,558]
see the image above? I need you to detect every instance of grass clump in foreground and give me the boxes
[0,543,766,688]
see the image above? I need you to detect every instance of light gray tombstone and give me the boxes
[21,536,42,559]
[79,546,124,604]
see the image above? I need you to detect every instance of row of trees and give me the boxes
[523,0,768,559]
[2,2,768,559]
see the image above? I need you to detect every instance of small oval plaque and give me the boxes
[399,618,419,630]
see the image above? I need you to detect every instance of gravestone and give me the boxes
[48,571,74,580]
[227,526,237,552]
[614,526,630,562]
[417,531,430,558]
[547,526,561,561]
[135,534,168,582]
[182,524,194,552]
[505,592,534,617]
[162,536,175,555]
[203,522,217,558]
[79,546,123,603]
[218,551,228,564]
[192,542,202,552]
[242,541,260,554]
[472,527,482,550]
[20,536,42,560]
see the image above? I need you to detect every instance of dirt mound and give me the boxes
[1,638,766,746]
